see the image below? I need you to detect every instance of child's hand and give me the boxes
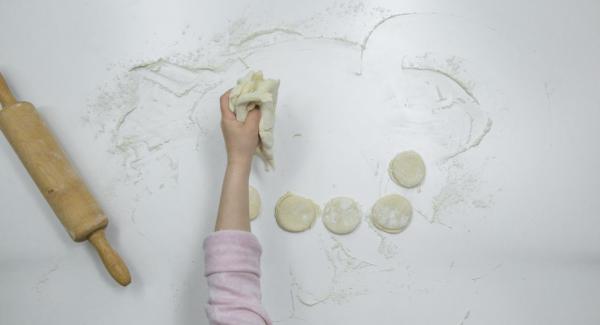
[220,90,261,166]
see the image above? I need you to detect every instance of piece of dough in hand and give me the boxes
[371,194,413,234]
[322,197,362,235]
[249,186,261,220]
[388,150,426,188]
[229,71,280,169]
[275,192,320,232]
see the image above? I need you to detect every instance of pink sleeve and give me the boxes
[203,230,272,325]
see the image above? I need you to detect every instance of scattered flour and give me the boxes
[290,236,395,306]
[83,3,503,314]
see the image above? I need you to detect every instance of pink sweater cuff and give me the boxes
[203,230,262,276]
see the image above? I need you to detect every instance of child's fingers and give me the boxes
[244,108,262,130]
[220,90,236,121]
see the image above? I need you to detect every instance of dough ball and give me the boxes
[275,192,320,232]
[249,186,261,220]
[322,197,362,235]
[388,150,426,188]
[371,194,413,234]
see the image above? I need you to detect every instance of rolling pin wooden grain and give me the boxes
[0,73,131,286]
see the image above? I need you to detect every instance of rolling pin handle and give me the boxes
[88,229,132,286]
[0,73,17,108]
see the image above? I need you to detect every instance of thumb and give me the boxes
[219,90,236,121]
[244,108,262,130]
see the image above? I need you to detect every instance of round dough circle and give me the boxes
[249,186,261,220]
[322,197,362,235]
[388,150,426,188]
[371,194,413,234]
[275,192,320,232]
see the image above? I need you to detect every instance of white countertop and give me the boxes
[1,0,599,324]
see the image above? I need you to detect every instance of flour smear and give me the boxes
[87,4,500,230]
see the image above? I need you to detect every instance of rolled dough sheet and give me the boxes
[322,197,362,235]
[249,185,261,220]
[275,192,320,232]
[229,71,280,169]
[371,194,413,234]
[388,150,426,188]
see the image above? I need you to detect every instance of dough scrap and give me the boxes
[322,197,362,235]
[275,192,320,232]
[371,194,413,234]
[249,186,261,220]
[229,71,280,169]
[388,150,426,188]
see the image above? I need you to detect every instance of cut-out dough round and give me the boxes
[275,192,320,232]
[249,186,261,220]
[371,194,413,234]
[322,197,362,235]
[388,150,426,188]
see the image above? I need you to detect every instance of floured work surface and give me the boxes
[2,1,600,325]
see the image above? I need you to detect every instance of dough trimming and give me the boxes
[229,71,280,169]
[371,194,413,234]
[322,197,362,235]
[275,192,320,232]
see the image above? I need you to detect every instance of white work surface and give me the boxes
[1,1,599,324]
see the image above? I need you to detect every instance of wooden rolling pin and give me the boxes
[0,73,131,286]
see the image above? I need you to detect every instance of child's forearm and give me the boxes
[215,159,252,231]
